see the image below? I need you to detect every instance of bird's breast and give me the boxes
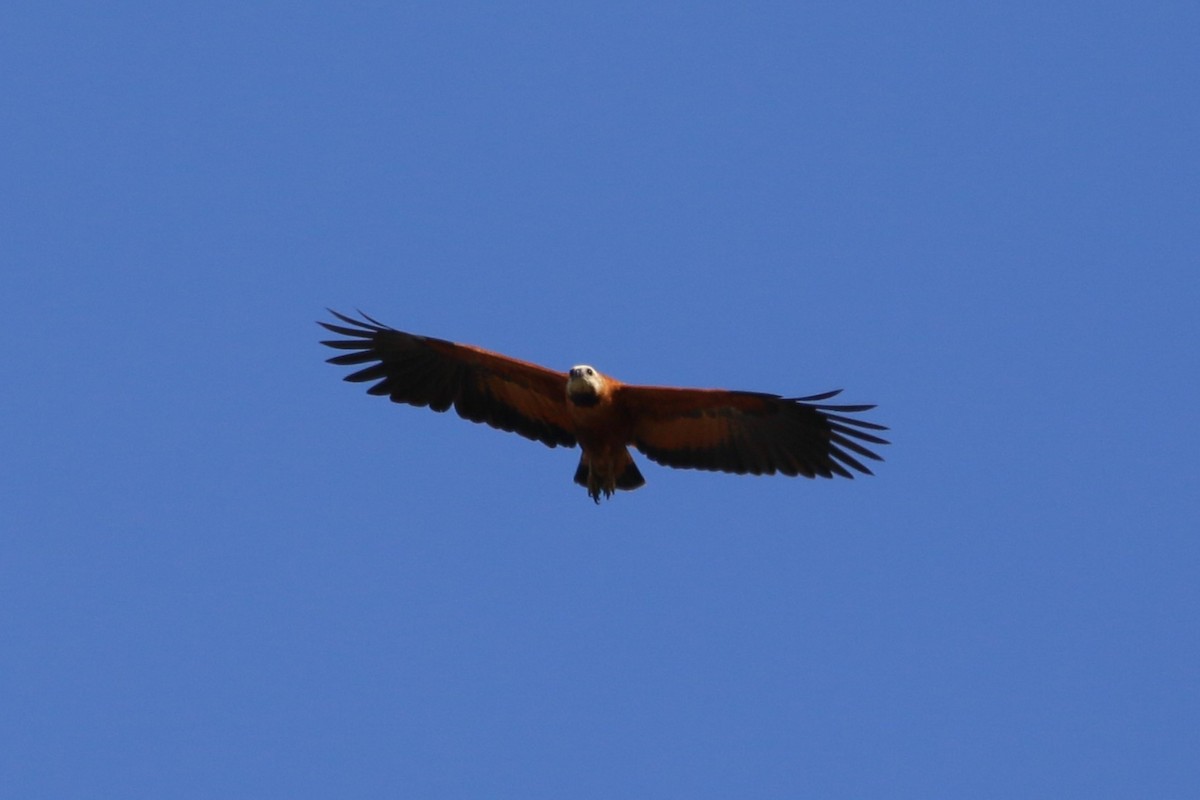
[568,392,634,447]
[567,390,601,408]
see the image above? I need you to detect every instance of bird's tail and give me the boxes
[615,455,646,490]
[574,449,646,502]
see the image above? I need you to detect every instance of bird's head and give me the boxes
[567,365,606,405]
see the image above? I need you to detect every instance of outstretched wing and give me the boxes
[619,385,888,478]
[319,311,577,448]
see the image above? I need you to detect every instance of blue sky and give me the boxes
[3,2,1197,797]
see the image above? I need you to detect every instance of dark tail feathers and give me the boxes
[573,454,646,495]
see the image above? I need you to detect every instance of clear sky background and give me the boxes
[3,3,1197,797]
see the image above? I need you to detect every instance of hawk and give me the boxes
[319,311,888,502]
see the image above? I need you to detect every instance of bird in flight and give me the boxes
[319,311,888,502]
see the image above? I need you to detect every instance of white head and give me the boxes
[567,365,605,399]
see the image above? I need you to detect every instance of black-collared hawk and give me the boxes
[319,311,889,502]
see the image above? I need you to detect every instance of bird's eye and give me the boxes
[586,368,594,375]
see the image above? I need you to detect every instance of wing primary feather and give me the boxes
[828,444,873,476]
[318,324,372,340]
[353,308,392,328]
[827,421,890,445]
[325,351,379,365]
[830,433,885,462]
[790,389,844,402]
[815,403,878,413]
[344,364,391,383]
[823,413,889,432]
[825,458,856,479]
[327,309,382,330]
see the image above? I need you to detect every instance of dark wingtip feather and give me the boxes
[824,413,889,432]
[791,389,844,403]
[318,309,393,335]
[354,309,393,329]
[828,421,890,446]
[319,325,369,340]
[833,448,874,476]
[791,390,890,475]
